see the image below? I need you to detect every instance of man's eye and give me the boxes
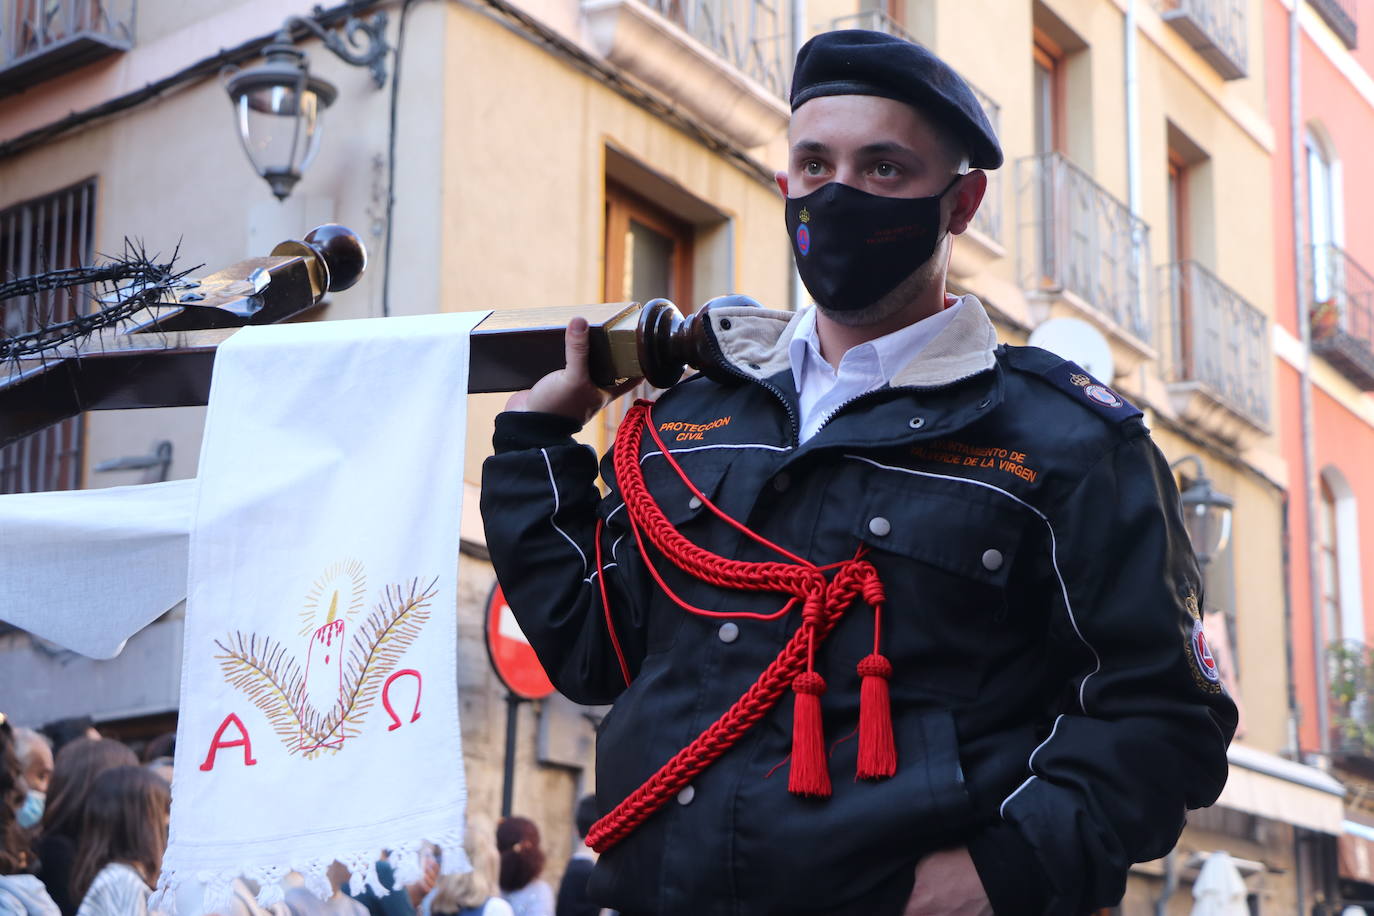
[872,163,899,178]
[802,161,825,176]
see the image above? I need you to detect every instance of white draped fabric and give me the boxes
[156,312,487,911]
[0,311,488,913]
[0,478,193,658]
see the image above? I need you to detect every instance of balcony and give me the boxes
[583,0,790,148]
[0,0,135,96]
[1016,152,1153,367]
[1309,0,1358,50]
[1330,640,1374,775]
[828,8,910,40]
[1159,0,1248,80]
[967,83,1002,246]
[1160,261,1271,444]
[1309,243,1374,390]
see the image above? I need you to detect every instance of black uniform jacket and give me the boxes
[480,298,1238,916]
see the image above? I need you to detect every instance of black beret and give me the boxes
[790,30,1003,170]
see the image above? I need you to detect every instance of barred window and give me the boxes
[1,179,95,494]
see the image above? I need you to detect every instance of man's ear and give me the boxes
[945,170,988,236]
[775,170,789,198]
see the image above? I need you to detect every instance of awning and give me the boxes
[1341,820,1374,883]
[1216,743,1345,834]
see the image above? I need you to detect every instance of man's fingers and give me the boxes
[565,317,591,378]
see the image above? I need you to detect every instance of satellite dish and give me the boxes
[1029,318,1116,382]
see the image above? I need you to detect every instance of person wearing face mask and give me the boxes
[0,714,60,915]
[480,30,1236,916]
[12,730,53,833]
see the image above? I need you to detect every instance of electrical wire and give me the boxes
[380,0,416,317]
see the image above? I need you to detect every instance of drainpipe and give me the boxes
[1124,0,1147,387]
[1125,0,1141,217]
[1153,848,1179,916]
[1291,0,1329,758]
[1282,493,1303,758]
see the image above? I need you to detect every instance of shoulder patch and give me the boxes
[1001,346,1143,423]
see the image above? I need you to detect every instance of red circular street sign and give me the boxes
[485,584,556,699]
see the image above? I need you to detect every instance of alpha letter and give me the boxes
[199,712,258,771]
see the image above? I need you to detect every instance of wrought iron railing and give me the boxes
[1309,243,1374,389]
[1310,0,1358,49]
[968,83,1002,244]
[1159,0,1248,79]
[648,0,791,98]
[1,0,135,70]
[0,180,94,494]
[1160,261,1271,429]
[1016,152,1152,342]
[828,9,912,40]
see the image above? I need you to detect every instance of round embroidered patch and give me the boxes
[1191,618,1220,683]
[1085,384,1123,408]
[796,224,811,256]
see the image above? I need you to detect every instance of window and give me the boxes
[1168,153,1191,265]
[1032,32,1064,286]
[0,179,95,494]
[1307,131,1339,304]
[1168,152,1192,373]
[604,184,693,309]
[599,182,695,447]
[1320,477,1342,645]
[1032,33,1063,156]
[1320,467,1364,648]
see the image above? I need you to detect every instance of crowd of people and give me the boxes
[1,712,607,916]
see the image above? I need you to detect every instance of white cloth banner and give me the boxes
[0,479,193,658]
[158,311,488,912]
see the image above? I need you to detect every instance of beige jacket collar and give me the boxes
[704,294,998,390]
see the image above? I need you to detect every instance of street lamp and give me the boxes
[1170,455,1234,568]
[224,12,390,201]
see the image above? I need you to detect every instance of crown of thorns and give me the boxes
[0,241,198,364]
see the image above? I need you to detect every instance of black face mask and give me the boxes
[785,176,961,313]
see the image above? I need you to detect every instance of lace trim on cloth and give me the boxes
[150,829,471,914]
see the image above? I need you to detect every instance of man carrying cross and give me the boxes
[481,30,1236,916]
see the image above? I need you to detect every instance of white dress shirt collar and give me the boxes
[786,296,969,441]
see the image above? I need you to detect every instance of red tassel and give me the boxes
[856,653,896,780]
[789,671,831,798]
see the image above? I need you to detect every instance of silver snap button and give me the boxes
[688,496,702,510]
[982,548,1004,571]
[677,785,696,805]
[718,622,739,643]
[908,417,925,429]
[772,473,791,492]
[868,517,891,537]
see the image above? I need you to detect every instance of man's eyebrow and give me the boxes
[855,141,919,159]
[789,139,921,159]
[791,139,830,155]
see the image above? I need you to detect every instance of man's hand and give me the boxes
[903,847,993,916]
[505,317,640,424]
